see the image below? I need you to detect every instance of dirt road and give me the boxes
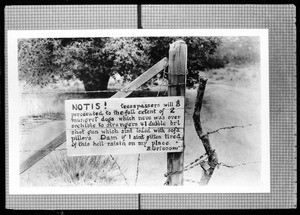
[118,82,261,186]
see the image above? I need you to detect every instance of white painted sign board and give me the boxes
[65,96,184,156]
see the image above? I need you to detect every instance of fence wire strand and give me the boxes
[135,65,168,185]
[20,65,261,186]
[109,155,129,186]
[164,153,208,178]
[134,154,141,186]
[20,84,187,95]
[20,148,67,152]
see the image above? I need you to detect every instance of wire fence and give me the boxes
[19,123,261,186]
[19,87,168,118]
[19,77,260,186]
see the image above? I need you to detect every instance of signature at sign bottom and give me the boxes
[65,96,184,156]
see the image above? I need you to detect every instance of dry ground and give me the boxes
[20,64,262,187]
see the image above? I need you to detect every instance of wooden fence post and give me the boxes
[167,40,187,185]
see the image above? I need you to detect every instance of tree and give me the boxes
[18,37,151,91]
[18,38,61,86]
[184,37,221,79]
[54,37,112,91]
[18,36,221,90]
[145,37,222,80]
[55,37,150,91]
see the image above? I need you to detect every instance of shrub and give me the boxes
[216,36,260,66]
[207,54,226,69]
[45,151,123,186]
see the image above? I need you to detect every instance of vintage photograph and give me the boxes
[8,29,269,194]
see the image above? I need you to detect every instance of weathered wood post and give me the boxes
[166,40,187,185]
[193,74,218,185]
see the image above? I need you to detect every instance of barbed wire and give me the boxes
[134,71,171,185]
[20,89,152,95]
[19,147,260,186]
[205,123,259,136]
[20,81,260,185]
[163,155,208,186]
[165,160,261,186]
[21,90,127,94]
[164,153,208,178]
[20,148,67,153]
[134,154,141,186]
[109,155,129,186]
[19,84,191,95]
[163,122,259,179]
[218,161,260,168]
[184,178,200,184]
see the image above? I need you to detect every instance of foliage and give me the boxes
[18,38,61,86]
[54,37,151,90]
[18,36,222,90]
[145,37,222,80]
[145,37,176,64]
[206,54,226,69]
[107,37,151,81]
[215,36,260,66]
[54,37,112,91]
[184,37,222,79]
[46,151,122,185]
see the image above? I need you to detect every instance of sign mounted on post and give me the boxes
[65,96,184,156]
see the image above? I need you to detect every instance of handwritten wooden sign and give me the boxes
[65,96,184,156]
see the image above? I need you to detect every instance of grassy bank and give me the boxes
[20,90,167,118]
[20,63,259,118]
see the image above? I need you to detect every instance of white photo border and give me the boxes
[7,29,270,194]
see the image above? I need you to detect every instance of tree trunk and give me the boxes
[193,75,219,185]
[83,73,110,91]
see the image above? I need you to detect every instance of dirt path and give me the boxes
[119,83,261,186]
[20,82,262,187]
[183,83,261,186]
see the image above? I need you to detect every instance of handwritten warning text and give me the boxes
[65,96,184,156]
